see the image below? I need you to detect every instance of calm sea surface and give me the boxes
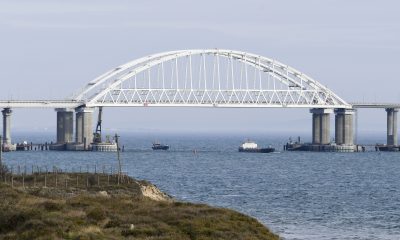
[3,132,400,240]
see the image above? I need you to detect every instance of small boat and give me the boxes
[238,140,275,153]
[152,142,169,150]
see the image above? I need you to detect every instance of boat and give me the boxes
[284,136,304,151]
[238,140,275,153]
[152,142,169,150]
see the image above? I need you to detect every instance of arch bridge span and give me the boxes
[74,49,350,109]
[3,49,398,152]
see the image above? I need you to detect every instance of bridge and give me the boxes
[0,49,398,151]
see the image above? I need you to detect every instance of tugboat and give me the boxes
[238,140,275,153]
[152,142,169,150]
[284,136,305,151]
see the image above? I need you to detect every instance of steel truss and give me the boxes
[73,50,350,109]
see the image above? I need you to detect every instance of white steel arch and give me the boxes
[73,49,350,109]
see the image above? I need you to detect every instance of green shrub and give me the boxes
[88,175,96,187]
[86,207,106,222]
[42,201,64,211]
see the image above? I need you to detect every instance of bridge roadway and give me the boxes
[350,103,400,109]
[0,100,84,108]
[1,100,399,109]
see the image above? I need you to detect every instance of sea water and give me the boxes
[3,132,400,240]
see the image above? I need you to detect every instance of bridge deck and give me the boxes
[0,100,84,108]
[0,100,398,109]
[351,103,400,109]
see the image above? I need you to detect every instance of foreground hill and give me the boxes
[0,172,279,240]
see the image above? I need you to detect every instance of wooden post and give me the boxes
[0,136,2,183]
[115,134,121,185]
[11,166,13,188]
[0,135,2,169]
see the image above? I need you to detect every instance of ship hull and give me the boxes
[152,146,169,150]
[238,147,275,153]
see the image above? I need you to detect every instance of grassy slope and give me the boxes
[0,174,279,240]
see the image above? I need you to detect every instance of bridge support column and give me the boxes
[386,108,398,146]
[2,108,12,148]
[334,109,354,145]
[55,108,74,144]
[75,107,94,150]
[312,112,321,144]
[311,108,333,145]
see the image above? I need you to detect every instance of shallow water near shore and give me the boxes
[4,132,400,240]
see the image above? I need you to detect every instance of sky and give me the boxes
[0,0,399,137]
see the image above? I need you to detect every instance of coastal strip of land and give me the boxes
[0,172,279,240]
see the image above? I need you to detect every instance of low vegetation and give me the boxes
[0,172,279,240]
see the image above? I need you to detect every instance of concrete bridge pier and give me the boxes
[386,108,398,146]
[334,109,354,145]
[310,108,333,145]
[55,108,74,144]
[75,107,94,150]
[2,108,15,150]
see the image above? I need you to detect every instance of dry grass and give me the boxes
[0,173,280,240]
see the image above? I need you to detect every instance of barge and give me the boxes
[238,140,275,153]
